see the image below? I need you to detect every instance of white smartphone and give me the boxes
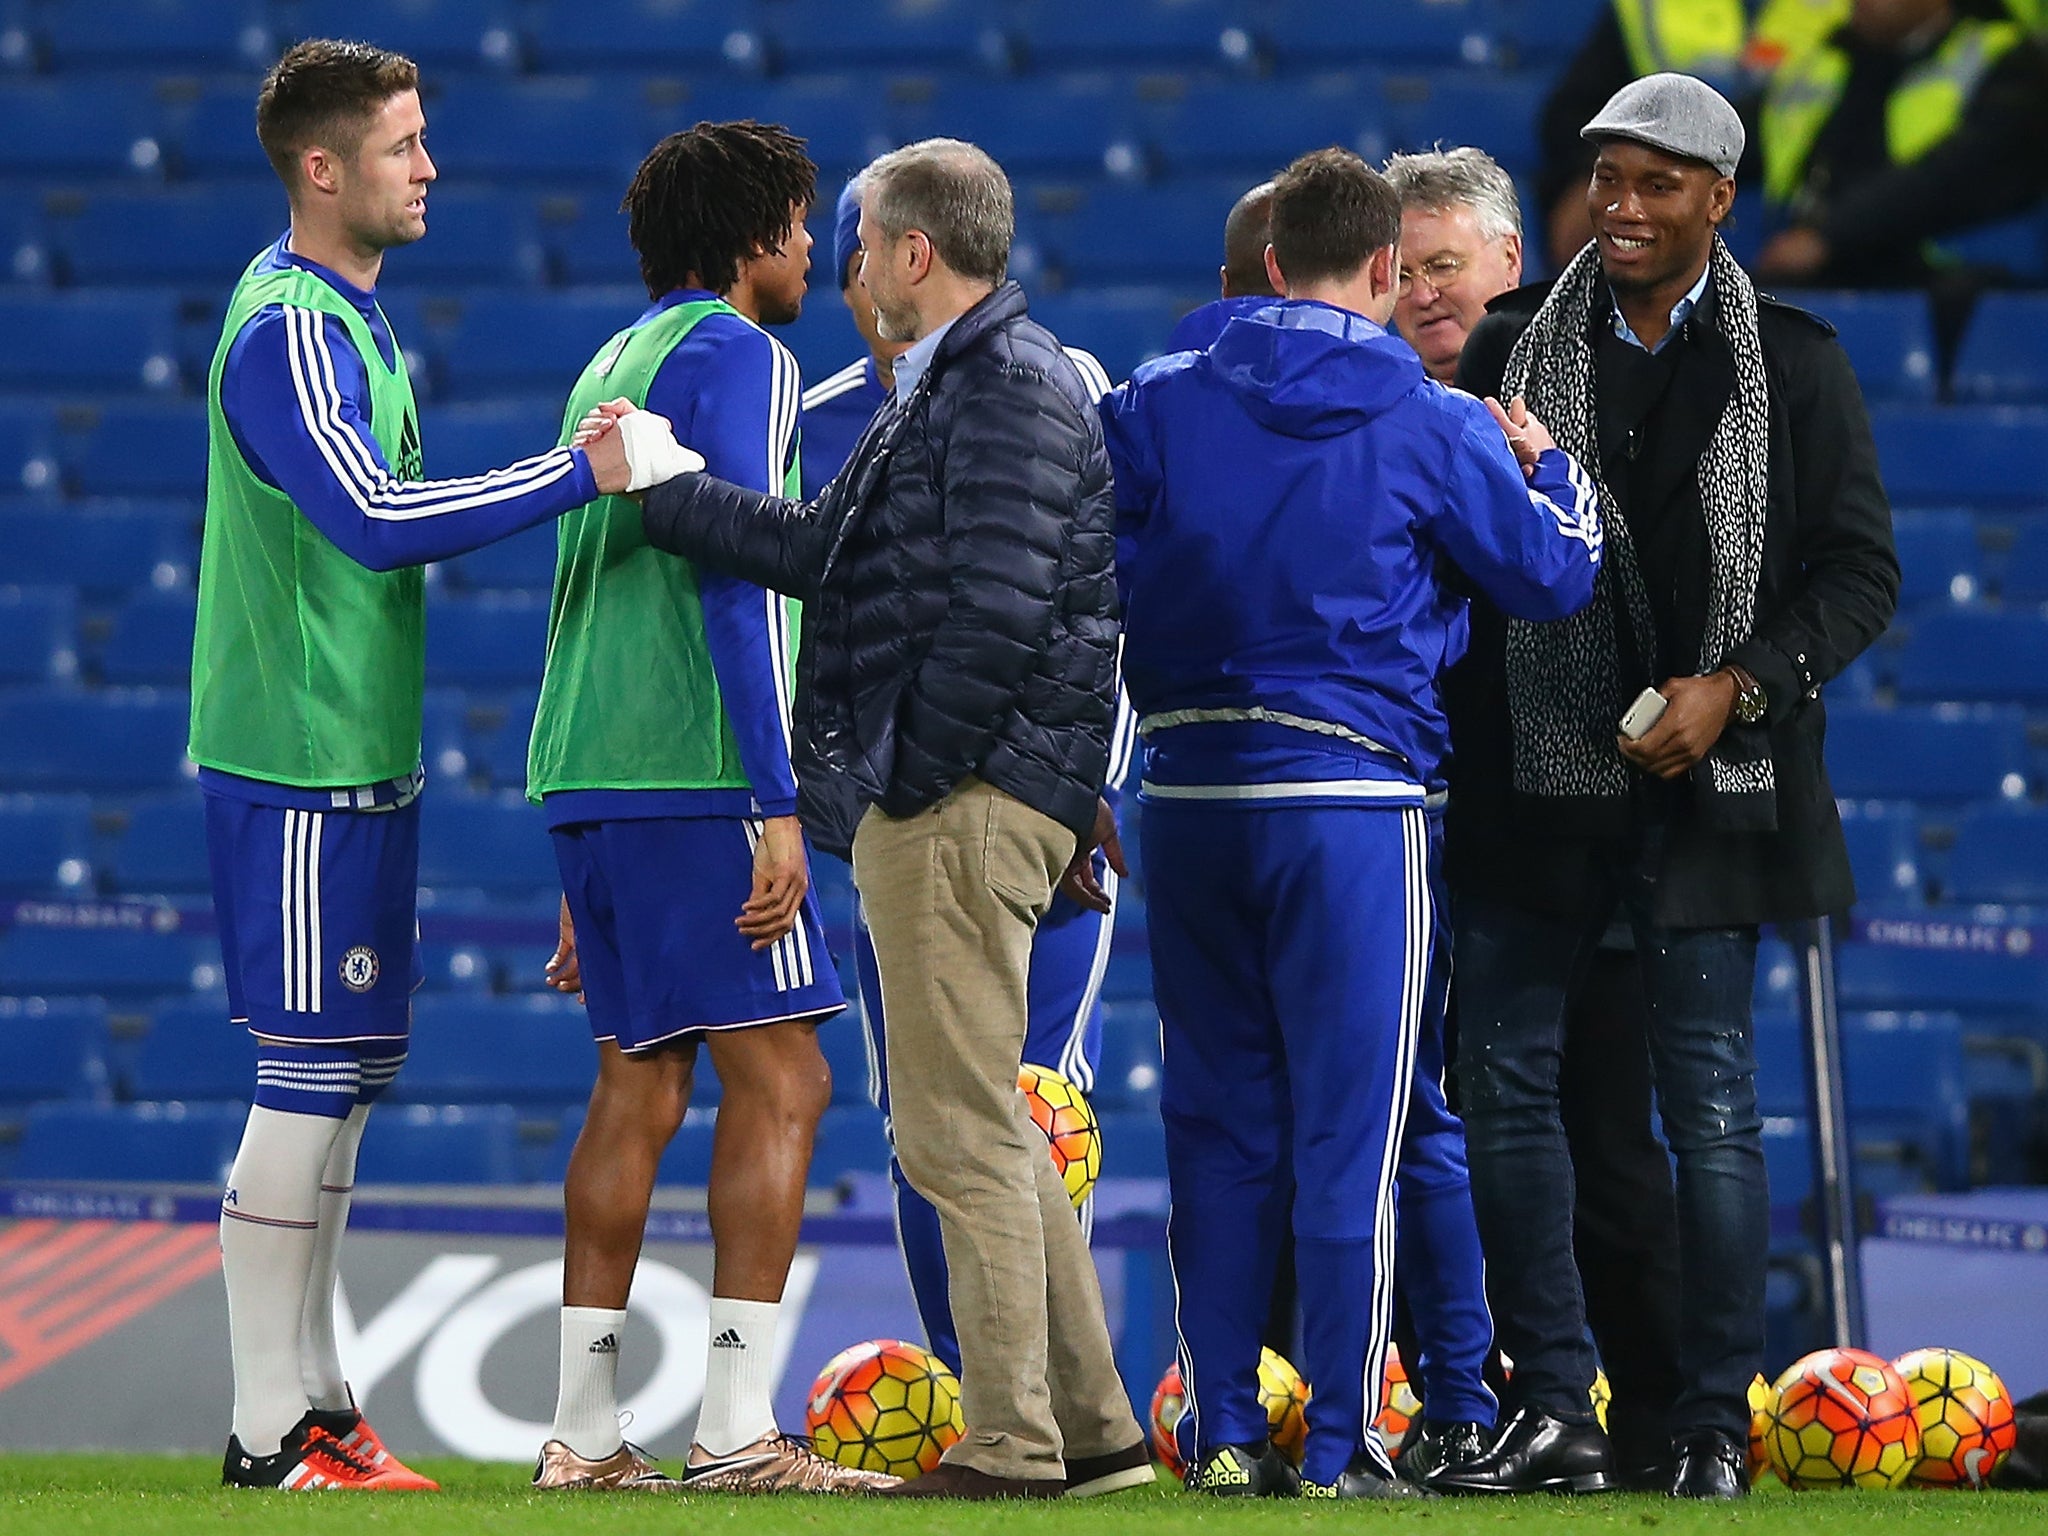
[1619,686,1669,741]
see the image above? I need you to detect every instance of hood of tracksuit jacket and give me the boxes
[1205,299,1424,437]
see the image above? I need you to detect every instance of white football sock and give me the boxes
[552,1306,628,1459]
[300,1103,369,1412]
[694,1296,780,1455]
[221,1105,348,1455]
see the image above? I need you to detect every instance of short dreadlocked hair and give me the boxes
[623,121,818,299]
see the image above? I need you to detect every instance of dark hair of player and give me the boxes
[1269,147,1403,287]
[623,121,819,299]
[255,39,421,190]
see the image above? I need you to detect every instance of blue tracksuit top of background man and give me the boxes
[1100,298,1603,790]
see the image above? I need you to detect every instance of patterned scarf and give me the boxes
[1498,235,1776,830]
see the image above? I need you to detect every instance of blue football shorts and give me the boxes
[551,816,846,1053]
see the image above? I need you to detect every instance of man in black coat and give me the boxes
[576,138,1148,1504]
[1433,75,1898,1501]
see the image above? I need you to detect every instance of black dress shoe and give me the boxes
[1669,1432,1748,1500]
[1184,1441,1300,1498]
[1302,1451,1433,1499]
[1429,1405,1616,1495]
[1396,1420,1490,1483]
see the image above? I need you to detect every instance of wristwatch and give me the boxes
[1724,663,1767,725]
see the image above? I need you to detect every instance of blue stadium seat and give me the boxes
[1777,291,1937,405]
[62,402,207,498]
[435,288,639,400]
[1889,508,1981,607]
[769,0,1003,71]
[1951,291,2048,405]
[0,584,77,683]
[524,0,764,71]
[1492,0,1608,62]
[109,792,210,896]
[13,1101,244,1183]
[1141,75,1390,179]
[1840,1010,1970,1190]
[1014,0,1249,69]
[36,0,273,70]
[0,400,58,493]
[0,81,166,178]
[287,0,520,70]
[378,190,541,288]
[421,686,475,782]
[444,520,558,593]
[1892,607,2048,705]
[423,78,649,184]
[1095,1001,1162,1110]
[1,193,48,287]
[894,76,1121,179]
[170,82,275,179]
[0,291,183,394]
[1029,289,1185,384]
[0,922,214,997]
[1047,180,1248,286]
[1836,801,1921,909]
[420,399,563,477]
[0,996,109,1103]
[1759,1111,1811,1214]
[547,197,639,286]
[354,1103,523,1184]
[2005,519,2048,604]
[399,994,595,1105]
[1869,406,2048,507]
[1939,211,2046,283]
[426,592,549,686]
[746,76,897,177]
[0,792,93,898]
[810,1103,892,1179]
[1836,941,2046,1017]
[1822,703,2028,802]
[1944,804,2048,906]
[1392,73,1546,176]
[0,499,198,595]
[1265,0,1498,66]
[57,187,286,287]
[0,688,191,791]
[127,995,251,1101]
[100,589,196,686]
[469,690,537,788]
[417,792,556,893]
[1749,1009,1807,1117]
[1098,1107,1168,1178]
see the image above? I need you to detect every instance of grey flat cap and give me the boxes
[1581,72,1744,178]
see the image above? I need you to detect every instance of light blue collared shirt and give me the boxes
[1611,264,1711,354]
[892,315,958,403]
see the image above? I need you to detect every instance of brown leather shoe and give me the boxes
[874,1462,1064,1499]
[1064,1439,1157,1497]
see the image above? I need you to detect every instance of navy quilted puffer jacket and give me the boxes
[640,282,1119,859]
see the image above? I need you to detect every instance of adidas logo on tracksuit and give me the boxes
[588,1333,619,1355]
[711,1328,746,1350]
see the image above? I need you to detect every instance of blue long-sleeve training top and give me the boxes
[541,289,803,825]
[204,235,598,812]
[1100,298,1603,806]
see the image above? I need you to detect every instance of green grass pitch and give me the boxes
[3,1456,2046,1535]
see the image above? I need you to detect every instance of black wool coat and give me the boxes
[1445,279,1901,929]
[641,282,1119,860]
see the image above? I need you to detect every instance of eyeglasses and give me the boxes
[1397,252,1468,297]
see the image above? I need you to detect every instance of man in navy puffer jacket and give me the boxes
[1099,148,1604,1501]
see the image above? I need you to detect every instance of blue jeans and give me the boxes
[1452,841,1767,1446]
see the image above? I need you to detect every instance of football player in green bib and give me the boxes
[526,123,889,1494]
[196,40,634,1491]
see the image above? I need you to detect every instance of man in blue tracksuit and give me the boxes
[1099,148,1604,1500]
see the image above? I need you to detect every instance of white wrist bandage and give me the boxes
[617,410,706,492]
